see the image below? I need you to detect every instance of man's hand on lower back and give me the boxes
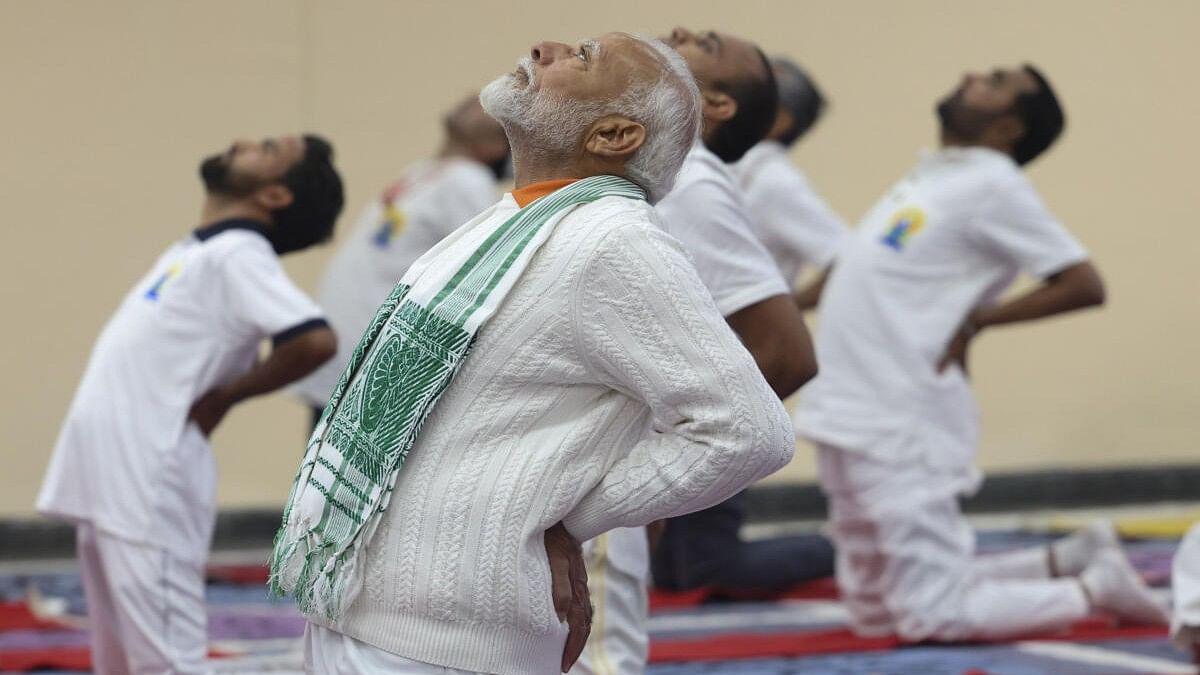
[544,521,592,672]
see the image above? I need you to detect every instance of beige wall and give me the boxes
[1,1,1196,516]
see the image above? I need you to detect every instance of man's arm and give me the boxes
[189,326,337,434]
[939,261,1105,372]
[974,261,1105,328]
[543,522,592,673]
[561,223,794,543]
[726,294,818,398]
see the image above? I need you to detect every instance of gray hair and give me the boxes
[617,35,701,203]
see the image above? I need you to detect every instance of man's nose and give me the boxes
[530,41,571,66]
[229,138,253,155]
[668,27,693,45]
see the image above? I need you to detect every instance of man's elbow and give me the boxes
[1074,263,1107,308]
[769,349,818,398]
[750,402,797,479]
[1082,275,1107,308]
[794,350,819,388]
[301,328,338,366]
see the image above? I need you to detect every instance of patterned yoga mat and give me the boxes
[0,531,1191,675]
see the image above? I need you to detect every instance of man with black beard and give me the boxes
[793,66,1168,642]
[37,134,342,673]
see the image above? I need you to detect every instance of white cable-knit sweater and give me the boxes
[313,193,794,674]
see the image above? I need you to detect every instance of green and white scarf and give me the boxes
[270,175,646,619]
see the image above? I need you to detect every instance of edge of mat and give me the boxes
[3,463,1199,560]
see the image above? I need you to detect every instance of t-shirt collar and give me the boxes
[194,218,272,242]
[920,145,1014,166]
[737,140,786,174]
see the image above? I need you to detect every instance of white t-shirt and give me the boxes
[656,142,790,317]
[733,140,848,285]
[37,222,325,550]
[795,147,1088,462]
[293,158,497,405]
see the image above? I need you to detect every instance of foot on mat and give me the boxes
[1080,548,1169,625]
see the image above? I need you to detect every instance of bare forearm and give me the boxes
[974,261,1105,329]
[727,295,818,398]
[220,328,336,404]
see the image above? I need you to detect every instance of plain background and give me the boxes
[1,1,1196,517]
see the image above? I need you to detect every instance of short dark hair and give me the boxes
[1011,65,1065,166]
[707,47,779,163]
[269,135,345,254]
[772,57,826,148]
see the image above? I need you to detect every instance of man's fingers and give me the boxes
[561,591,591,672]
[548,553,572,621]
[567,539,591,623]
[937,333,967,373]
[560,540,592,671]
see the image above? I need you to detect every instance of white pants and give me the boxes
[303,622,483,674]
[1172,523,1200,647]
[817,444,1089,642]
[571,527,650,675]
[77,524,210,675]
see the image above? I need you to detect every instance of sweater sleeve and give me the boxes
[560,219,795,542]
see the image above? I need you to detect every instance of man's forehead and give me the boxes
[278,135,305,159]
[713,31,767,80]
[593,32,657,73]
[594,33,644,58]
[1007,67,1038,93]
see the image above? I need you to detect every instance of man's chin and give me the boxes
[480,79,525,124]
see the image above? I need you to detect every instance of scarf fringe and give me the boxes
[269,520,366,620]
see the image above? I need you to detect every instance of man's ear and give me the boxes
[254,184,295,212]
[584,116,646,159]
[701,88,737,123]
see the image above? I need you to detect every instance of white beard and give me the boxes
[480,57,598,154]
[480,58,535,128]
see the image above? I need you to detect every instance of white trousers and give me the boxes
[77,524,210,675]
[1172,522,1200,647]
[303,622,483,674]
[571,527,650,675]
[817,444,1089,642]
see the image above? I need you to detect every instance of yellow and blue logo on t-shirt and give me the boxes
[144,262,184,301]
[881,207,926,251]
[371,205,408,249]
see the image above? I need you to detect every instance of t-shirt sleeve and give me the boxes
[657,179,790,316]
[970,174,1088,279]
[221,240,326,341]
[753,171,848,274]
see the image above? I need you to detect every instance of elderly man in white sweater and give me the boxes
[270,32,795,675]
